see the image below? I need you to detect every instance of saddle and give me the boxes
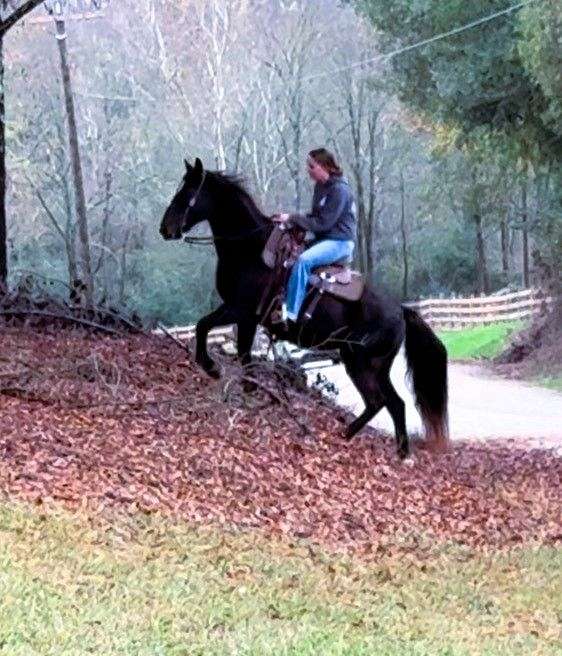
[259,225,365,323]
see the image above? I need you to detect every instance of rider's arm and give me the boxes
[289,184,347,234]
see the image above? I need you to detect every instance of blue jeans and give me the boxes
[286,239,354,321]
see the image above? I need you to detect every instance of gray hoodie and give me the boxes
[290,175,357,242]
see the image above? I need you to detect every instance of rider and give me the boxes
[274,148,357,323]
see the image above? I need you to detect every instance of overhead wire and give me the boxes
[302,0,540,83]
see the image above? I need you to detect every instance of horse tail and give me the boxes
[402,307,449,445]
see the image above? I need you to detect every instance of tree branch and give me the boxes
[0,0,43,35]
[29,181,66,241]
[0,309,124,335]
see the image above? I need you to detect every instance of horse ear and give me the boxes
[194,157,204,178]
[184,158,191,172]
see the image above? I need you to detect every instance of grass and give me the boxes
[0,503,561,655]
[437,322,562,393]
[538,374,562,393]
[438,321,524,360]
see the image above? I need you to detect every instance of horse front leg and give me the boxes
[236,317,259,393]
[195,304,236,379]
[236,317,258,368]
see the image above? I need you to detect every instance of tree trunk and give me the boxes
[521,172,529,288]
[117,228,130,306]
[354,175,369,274]
[357,157,374,278]
[366,111,380,278]
[0,34,6,291]
[96,170,113,300]
[474,211,490,294]
[345,82,375,277]
[61,165,79,294]
[291,106,303,212]
[500,209,509,275]
[400,169,409,298]
[55,18,94,307]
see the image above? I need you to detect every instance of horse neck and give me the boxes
[208,195,271,264]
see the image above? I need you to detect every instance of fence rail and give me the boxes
[154,289,554,350]
[153,325,233,344]
[406,288,554,329]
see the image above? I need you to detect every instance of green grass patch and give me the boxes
[0,503,560,655]
[438,321,524,360]
[537,374,562,393]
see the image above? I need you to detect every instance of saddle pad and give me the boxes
[309,270,365,302]
[313,264,352,284]
[262,226,284,268]
[262,225,306,269]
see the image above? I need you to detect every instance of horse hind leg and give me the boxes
[345,394,385,439]
[342,353,385,439]
[343,352,409,459]
[378,373,409,459]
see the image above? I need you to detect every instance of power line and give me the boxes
[303,0,540,83]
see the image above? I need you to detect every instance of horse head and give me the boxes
[160,157,208,240]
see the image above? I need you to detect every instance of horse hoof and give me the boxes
[343,417,363,440]
[402,455,415,467]
[424,438,451,454]
[201,363,220,379]
[242,380,257,394]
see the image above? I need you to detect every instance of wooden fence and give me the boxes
[405,288,554,330]
[153,325,234,346]
[152,325,338,368]
[154,289,554,354]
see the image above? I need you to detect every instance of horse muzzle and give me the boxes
[160,214,183,240]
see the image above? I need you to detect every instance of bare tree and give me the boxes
[0,0,45,289]
[339,71,386,277]
[520,164,530,288]
[261,5,320,211]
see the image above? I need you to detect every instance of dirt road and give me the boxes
[314,348,562,452]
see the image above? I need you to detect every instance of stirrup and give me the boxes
[270,306,289,328]
[270,308,284,324]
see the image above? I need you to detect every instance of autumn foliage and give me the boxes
[0,327,560,555]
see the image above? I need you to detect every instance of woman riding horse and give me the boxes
[160,157,449,459]
[274,148,356,325]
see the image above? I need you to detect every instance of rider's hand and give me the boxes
[272,213,290,223]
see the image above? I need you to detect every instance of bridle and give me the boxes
[180,169,207,235]
[175,168,272,245]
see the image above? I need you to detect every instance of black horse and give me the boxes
[160,158,448,458]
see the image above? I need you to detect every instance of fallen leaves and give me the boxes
[0,326,560,556]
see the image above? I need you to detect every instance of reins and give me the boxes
[180,170,207,234]
[182,221,272,246]
[176,167,274,245]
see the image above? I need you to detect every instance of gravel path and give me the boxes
[311,348,562,452]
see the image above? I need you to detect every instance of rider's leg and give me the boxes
[285,239,354,321]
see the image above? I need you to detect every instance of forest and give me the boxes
[1,0,560,325]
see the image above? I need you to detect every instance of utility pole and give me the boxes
[42,0,108,307]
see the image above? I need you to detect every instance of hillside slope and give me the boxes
[0,328,560,554]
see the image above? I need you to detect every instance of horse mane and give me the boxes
[208,171,269,225]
